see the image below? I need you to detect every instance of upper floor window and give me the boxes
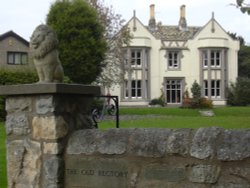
[211,50,221,67]
[168,51,180,70]
[202,51,208,67]
[202,49,221,68]
[7,52,28,65]
[131,50,142,67]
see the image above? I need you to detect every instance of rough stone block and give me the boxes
[190,127,223,159]
[6,97,32,113]
[36,96,55,114]
[189,164,220,183]
[199,110,215,117]
[43,142,63,155]
[167,128,193,155]
[67,129,100,155]
[229,167,250,182]
[32,116,68,140]
[7,140,25,187]
[127,128,170,157]
[6,114,30,135]
[212,174,250,188]
[43,156,64,187]
[98,129,132,155]
[7,139,41,188]
[217,129,250,161]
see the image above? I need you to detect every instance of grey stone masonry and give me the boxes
[66,128,250,188]
[0,83,100,188]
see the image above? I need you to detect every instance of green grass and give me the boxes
[99,107,250,129]
[0,122,7,188]
[0,107,250,186]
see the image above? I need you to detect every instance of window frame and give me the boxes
[122,48,150,100]
[7,51,28,65]
[211,80,221,98]
[131,80,142,99]
[165,79,182,104]
[202,51,208,67]
[204,80,208,97]
[210,50,221,68]
[131,49,142,68]
[167,51,180,70]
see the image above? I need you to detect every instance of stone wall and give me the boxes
[1,84,250,188]
[0,84,100,188]
[65,128,250,188]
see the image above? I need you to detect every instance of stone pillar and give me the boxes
[0,83,100,188]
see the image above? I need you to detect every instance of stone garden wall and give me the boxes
[1,84,250,188]
[0,84,100,188]
[65,128,250,188]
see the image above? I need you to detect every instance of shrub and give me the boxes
[0,69,38,85]
[0,69,38,121]
[190,97,200,108]
[227,77,250,106]
[191,80,201,99]
[149,98,165,107]
[199,97,213,109]
[182,90,191,108]
[183,81,213,109]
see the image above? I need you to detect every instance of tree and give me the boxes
[227,77,250,106]
[87,0,131,89]
[228,32,250,78]
[191,80,201,99]
[228,32,245,46]
[46,0,107,84]
[238,45,250,78]
[235,0,250,14]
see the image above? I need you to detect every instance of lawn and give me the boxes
[0,107,250,187]
[99,106,250,129]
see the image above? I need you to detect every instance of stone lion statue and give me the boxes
[30,24,64,83]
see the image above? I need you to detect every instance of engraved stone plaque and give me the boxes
[65,156,128,188]
[143,166,186,182]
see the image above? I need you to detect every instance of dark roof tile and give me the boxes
[148,25,201,40]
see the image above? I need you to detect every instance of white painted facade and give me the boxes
[109,5,239,106]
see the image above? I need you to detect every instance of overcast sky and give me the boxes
[0,0,250,43]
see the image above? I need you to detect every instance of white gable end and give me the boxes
[194,18,239,49]
[127,17,158,47]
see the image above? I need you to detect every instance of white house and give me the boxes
[109,4,239,106]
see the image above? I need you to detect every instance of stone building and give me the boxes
[110,4,240,106]
[0,30,32,70]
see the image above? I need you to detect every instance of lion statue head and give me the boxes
[30,24,59,59]
[30,24,64,83]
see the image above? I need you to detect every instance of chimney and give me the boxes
[180,5,186,18]
[178,5,187,31]
[148,4,156,30]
